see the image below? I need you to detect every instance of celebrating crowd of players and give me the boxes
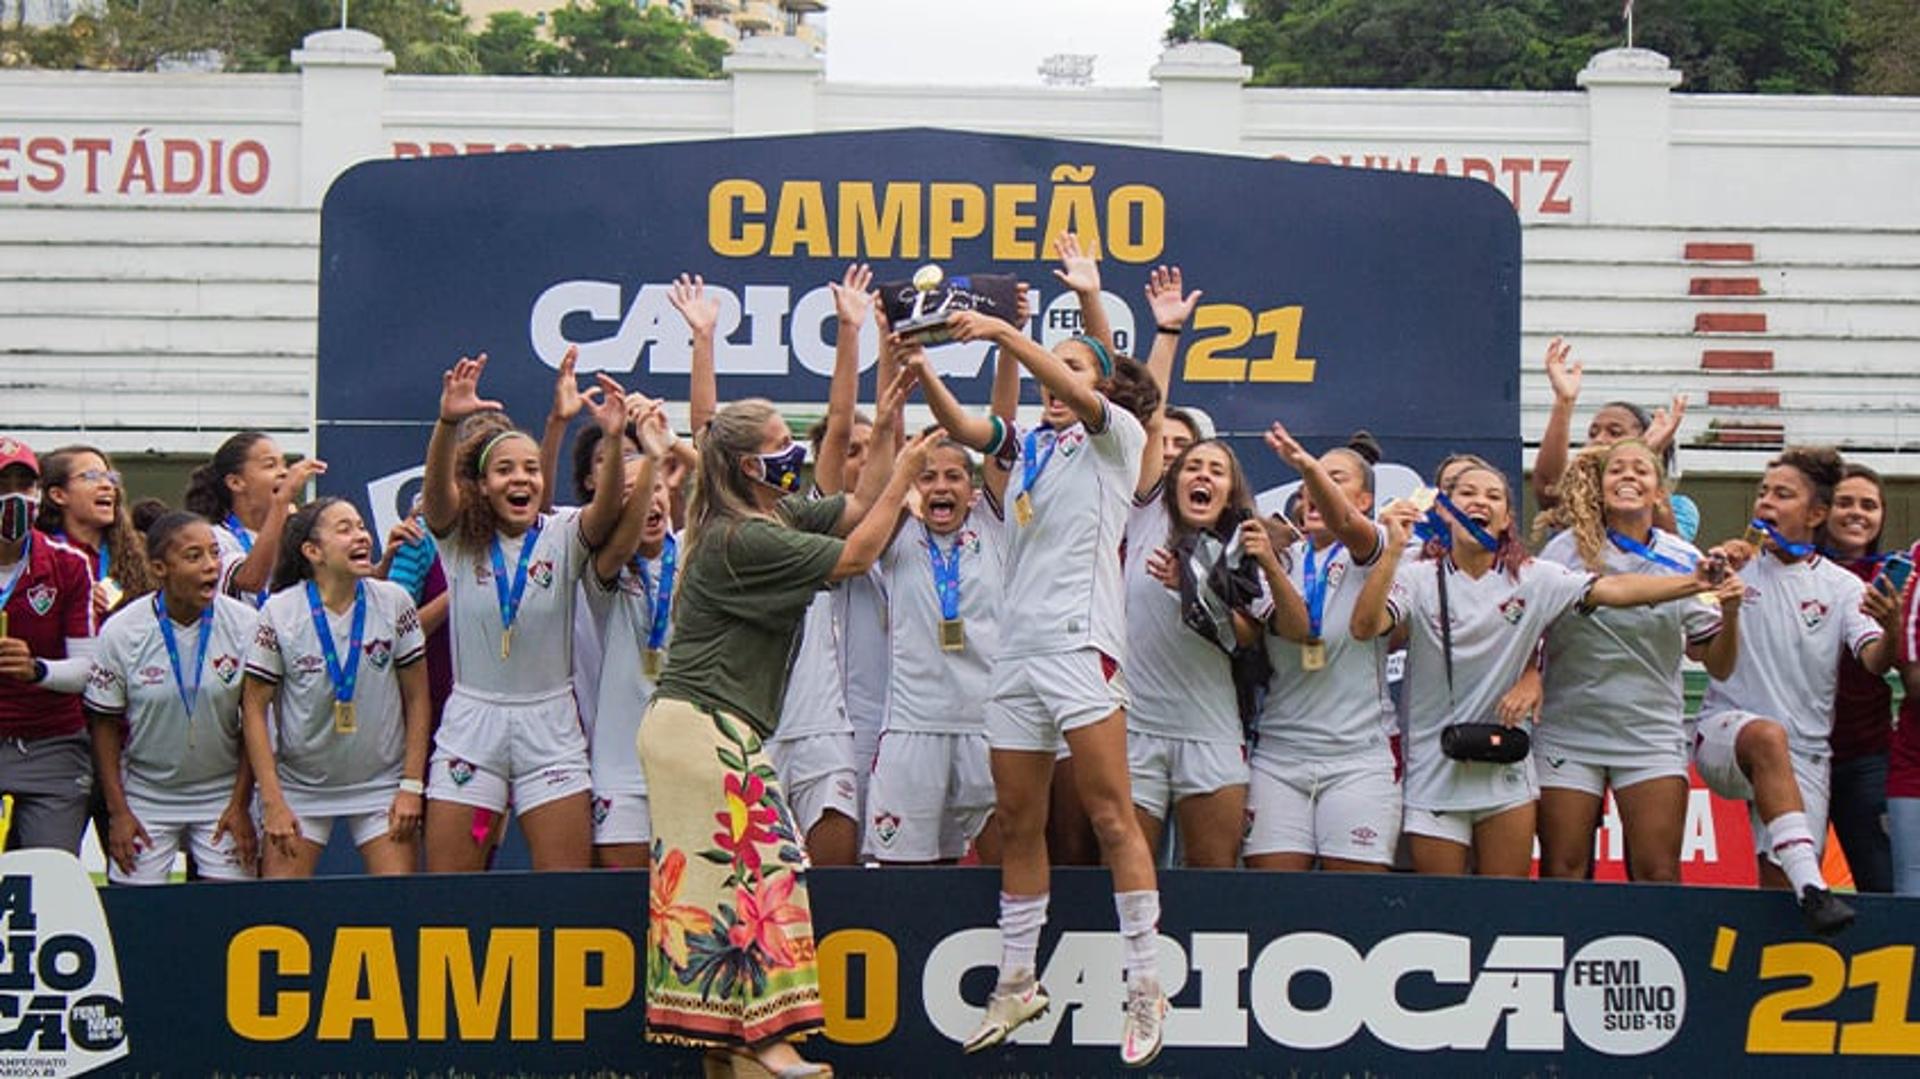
[1,237,1916,1073]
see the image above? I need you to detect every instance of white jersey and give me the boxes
[244,579,427,808]
[1698,553,1881,756]
[592,536,678,797]
[1388,555,1595,811]
[213,519,268,608]
[838,568,890,738]
[772,588,852,741]
[1122,503,1266,744]
[1261,526,1394,759]
[999,403,1147,661]
[1537,529,1720,767]
[437,510,589,701]
[880,505,1010,735]
[84,594,256,821]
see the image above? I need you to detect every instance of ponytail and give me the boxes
[183,430,269,520]
[270,497,345,592]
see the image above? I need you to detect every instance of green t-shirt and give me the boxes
[654,495,846,737]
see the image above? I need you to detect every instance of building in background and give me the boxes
[463,0,826,52]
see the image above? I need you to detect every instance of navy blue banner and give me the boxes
[315,128,1521,535]
[82,868,1919,1075]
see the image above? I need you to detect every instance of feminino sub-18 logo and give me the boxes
[0,850,131,1076]
[924,929,1684,1056]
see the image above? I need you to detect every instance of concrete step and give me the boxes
[0,314,314,355]
[0,279,314,318]
[1518,332,1917,374]
[1524,296,1920,336]
[1524,261,1920,298]
[0,243,319,281]
[1524,225,1920,263]
[0,206,318,245]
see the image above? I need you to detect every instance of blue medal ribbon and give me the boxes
[1821,548,1888,570]
[489,518,544,643]
[1434,492,1500,552]
[1750,518,1814,560]
[224,514,269,607]
[1018,426,1060,506]
[1302,540,1343,639]
[635,533,678,652]
[0,533,32,615]
[304,580,367,707]
[1606,528,1696,575]
[153,591,214,720]
[925,525,963,622]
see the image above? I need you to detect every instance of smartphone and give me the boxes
[1878,553,1914,596]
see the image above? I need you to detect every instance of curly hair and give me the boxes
[1769,445,1844,508]
[1532,441,1666,572]
[453,427,538,551]
[33,443,155,597]
[1098,354,1162,424]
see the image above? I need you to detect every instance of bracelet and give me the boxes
[30,659,48,684]
[398,778,425,796]
[1155,325,1182,336]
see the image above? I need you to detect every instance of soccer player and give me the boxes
[183,431,324,607]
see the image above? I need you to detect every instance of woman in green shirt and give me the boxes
[641,384,932,1077]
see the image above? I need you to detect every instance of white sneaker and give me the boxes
[1120,979,1168,1068]
[962,978,1050,1054]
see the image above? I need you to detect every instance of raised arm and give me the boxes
[668,274,721,443]
[227,455,324,597]
[1052,232,1112,354]
[539,346,591,513]
[1242,516,1311,641]
[1351,501,1419,642]
[1531,336,1580,508]
[592,397,672,582]
[830,429,940,581]
[576,374,632,550]
[816,264,875,496]
[982,310,1023,506]
[1138,265,1202,499]
[904,345,996,451]
[423,354,504,537]
[835,366,918,537]
[949,311,1104,430]
[1265,420,1380,563]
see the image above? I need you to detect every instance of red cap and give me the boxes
[0,435,38,477]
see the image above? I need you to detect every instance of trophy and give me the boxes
[879,265,1020,346]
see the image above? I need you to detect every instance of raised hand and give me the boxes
[946,310,1009,345]
[894,426,944,476]
[550,345,599,423]
[439,354,505,424]
[1645,392,1689,452]
[1264,420,1314,473]
[1052,232,1100,295]
[1145,265,1202,330]
[1379,499,1422,549]
[830,263,876,329]
[873,365,921,432]
[282,456,328,499]
[1014,281,1033,326]
[1544,337,1582,405]
[667,273,720,339]
[631,398,676,459]
[586,374,629,435]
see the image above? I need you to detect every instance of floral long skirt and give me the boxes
[639,696,823,1047]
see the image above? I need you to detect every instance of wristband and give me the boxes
[399,778,425,796]
[1156,325,1183,335]
[31,659,48,684]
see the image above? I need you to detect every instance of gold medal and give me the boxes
[0,611,7,638]
[333,700,357,734]
[1013,492,1034,527]
[98,578,124,610]
[940,618,966,653]
[643,648,663,679]
[500,628,513,660]
[1408,487,1437,513]
[1741,523,1766,550]
[1302,638,1327,671]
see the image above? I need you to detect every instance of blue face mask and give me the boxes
[755,443,807,494]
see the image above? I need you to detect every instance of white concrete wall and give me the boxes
[1,37,1915,472]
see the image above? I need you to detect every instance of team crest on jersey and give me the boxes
[530,560,556,589]
[137,665,167,687]
[1799,599,1830,630]
[1054,430,1088,458]
[958,529,981,554]
[254,624,279,652]
[871,811,901,847]
[211,655,241,684]
[364,638,393,670]
[26,583,55,615]
[1326,561,1349,592]
[591,796,611,825]
[474,562,493,584]
[294,654,326,676]
[449,759,476,786]
[1498,597,1526,624]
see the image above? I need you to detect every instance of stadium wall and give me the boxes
[1,33,1916,483]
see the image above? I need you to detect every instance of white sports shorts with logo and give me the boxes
[767,732,861,835]
[1401,798,1536,846]
[1535,751,1688,799]
[1692,710,1832,861]
[1127,731,1249,821]
[284,784,403,849]
[109,804,257,885]
[592,791,652,846]
[862,730,995,862]
[987,649,1129,753]
[427,685,592,815]
[1245,749,1402,865]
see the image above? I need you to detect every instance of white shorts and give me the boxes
[1402,798,1535,846]
[429,687,592,815]
[1694,712,1833,861]
[1246,750,1401,864]
[591,791,652,847]
[987,649,1129,753]
[109,817,257,885]
[1127,732,1248,820]
[295,808,394,849]
[1535,753,1688,799]
[862,731,995,862]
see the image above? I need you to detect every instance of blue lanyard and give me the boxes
[305,580,367,706]
[1020,427,1060,503]
[1750,518,1814,560]
[1821,548,1888,570]
[489,518,544,638]
[925,525,963,621]
[1434,492,1499,552]
[1607,528,1696,575]
[635,533,678,651]
[224,514,268,607]
[0,532,31,614]
[1413,513,1451,549]
[1302,540,1343,638]
[153,592,214,719]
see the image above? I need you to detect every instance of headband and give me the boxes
[1070,334,1114,379]
[476,431,531,474]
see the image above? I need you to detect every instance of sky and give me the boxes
[821,0,1177,87]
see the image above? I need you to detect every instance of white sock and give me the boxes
[997,891,1048,988]
[1115,889,1161,986]
[1766,811,1825,894]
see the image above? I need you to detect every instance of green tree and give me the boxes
[1849,0,1920,94]
[549,0,728,78]
[475,10,562,76]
